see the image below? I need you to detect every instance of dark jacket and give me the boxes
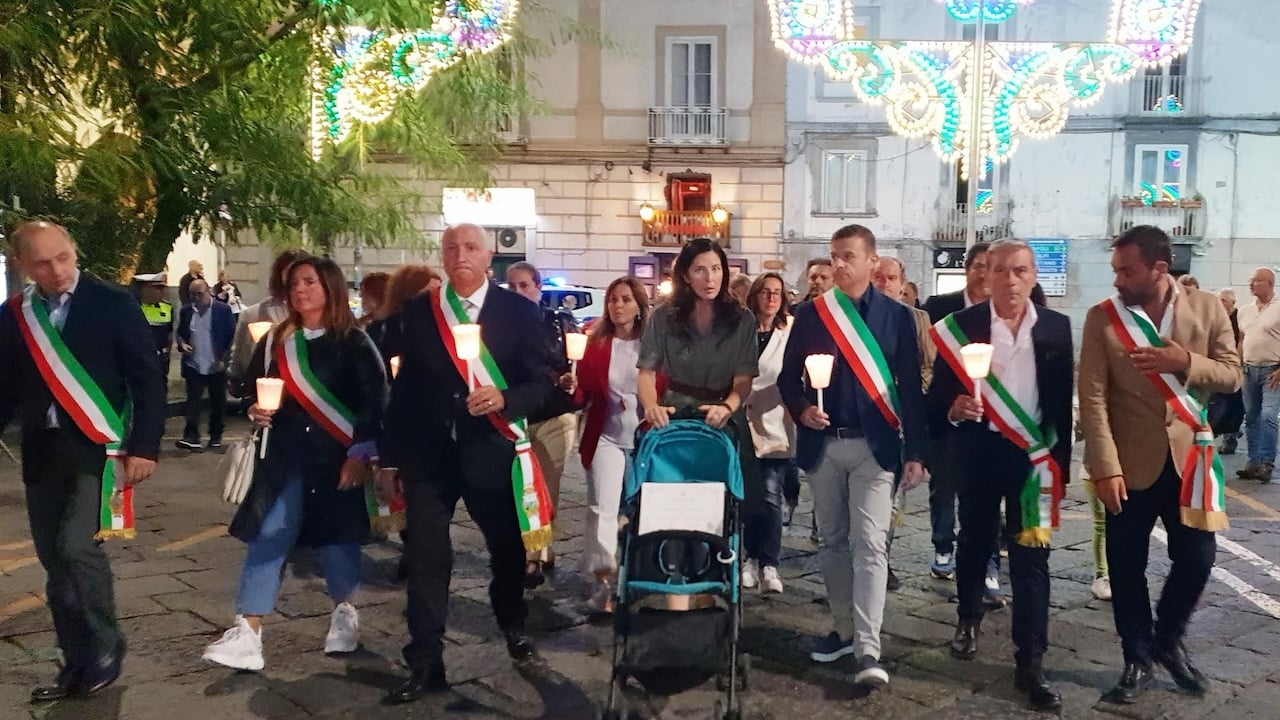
[176,300,236,373]
[380,284,555,486]
[778,286,928,474]
[0,273,166,460]
[229,327,387,546]
[926,302,1074,479]
[529,305,580,423]
[923,288,968,325]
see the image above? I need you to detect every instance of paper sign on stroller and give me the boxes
[637,482,726,536]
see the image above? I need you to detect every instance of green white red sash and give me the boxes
[1099,294,1228,532]
[274,329,405,530]
[931,314,1063,547]
[11,288,134,540]
[432,283,553,553]
[813,288,902,430]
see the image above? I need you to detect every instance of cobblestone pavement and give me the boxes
[2,418,1279,720]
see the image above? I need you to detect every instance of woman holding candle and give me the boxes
[638,238,760,609]
[742,272,795,595]
[560,277,659,612]
[202,257,388,672]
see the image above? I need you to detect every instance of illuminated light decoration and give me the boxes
[770,0,1201,179]
[768,0,858,63]
[309,0,519,159]
[939,0,1035,24]
[1152,94,1184,113]
[975,188,995,212]
[1107,0,1202,66]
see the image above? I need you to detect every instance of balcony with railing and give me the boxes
[640,209,732,249]
[1130,73,1205,117]
[1115,196,1205,239]
[648,107,729,147]
[932,202,1013,244]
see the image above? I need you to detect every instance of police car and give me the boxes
[539,278,606,326]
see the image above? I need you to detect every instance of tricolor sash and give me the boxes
[931,315,1063,547]
[813,288,901,429]
[275,330,403,530]
[1099,295,1228,532]
[12,288,134,540]
[432,284,553,553]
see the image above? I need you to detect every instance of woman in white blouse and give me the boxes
[561,277,655,612]
[742,272,796,594]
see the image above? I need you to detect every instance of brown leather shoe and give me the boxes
[950,620,980,660]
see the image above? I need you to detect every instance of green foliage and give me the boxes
[0,0,540,279]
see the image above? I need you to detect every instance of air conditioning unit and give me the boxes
[488,226,527,255]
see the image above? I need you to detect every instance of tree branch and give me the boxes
[174,2,316,99]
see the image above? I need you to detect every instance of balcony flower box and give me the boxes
[1153,199,1178,208]
[1180,198,1203,209]
[1120,197,1146,209]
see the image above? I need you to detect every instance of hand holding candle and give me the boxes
[959,342,994,413]
[805,353,836,413]
[564,332,587,376]
[256,377,285,459]
[248,321,272,344]
[452,323,481,389]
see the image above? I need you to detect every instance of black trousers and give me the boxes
[1106,456,1216,666]
[183,369,226,442]
[956,430,1050,669]
[23,429,124,669]
[401,433,527,672]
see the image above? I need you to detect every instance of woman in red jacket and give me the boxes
[562,276,660,612]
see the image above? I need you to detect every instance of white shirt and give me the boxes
[601,338,641,448]
[458,281,490,322]
[963,288,983,309]
[1239,295,1280,366]
[987,300,1041,430]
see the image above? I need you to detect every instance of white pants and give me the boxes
[582,439,630,576]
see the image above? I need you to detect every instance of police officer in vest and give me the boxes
[134,272,174,381]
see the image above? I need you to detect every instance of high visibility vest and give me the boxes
[141,301,173,326]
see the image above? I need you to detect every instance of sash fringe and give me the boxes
[522,524,553,554]
[1016,527,1052,549]
[369,513,406,535]
[93,528,136,541]
[1181,507,1229,533]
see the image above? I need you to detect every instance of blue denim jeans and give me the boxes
[235,472,362,616]
[1243,364,1280,466]
[745,458,788,568]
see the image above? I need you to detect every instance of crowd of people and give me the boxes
[0,219,1243,713]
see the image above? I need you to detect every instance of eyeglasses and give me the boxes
[757,289,784,298]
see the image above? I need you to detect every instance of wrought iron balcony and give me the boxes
[640,209,732,249]
[1115,196,1204,239]
[648,107,729,147]
[1130,74,1205,117]
[932,202,1013,244]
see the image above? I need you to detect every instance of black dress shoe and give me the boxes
[950,620,980,660]
[524,562,546,590]
[886,567,901,592]
[382,666,448,705]
[1014,666,1063,712]
[504,630,537,662]
[1102,662,1154,704]
[1155,643,1210,696]
[76,649,123,698]
[31,665,79,703]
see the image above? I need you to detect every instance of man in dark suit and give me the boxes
[377,224,555,704]
[175,279,236,450]
[922,241,997,590]
[778,224,927,687]
[928,238,1073,711]
[0,221,165,701]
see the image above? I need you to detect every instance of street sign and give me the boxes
[1028,239,1069,298]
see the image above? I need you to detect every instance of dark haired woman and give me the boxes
[637,238,760,609]
[202,257,387,671]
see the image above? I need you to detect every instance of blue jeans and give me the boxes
[745,458,788,568]
[235,472,362,616]
[1243,364,1280,465]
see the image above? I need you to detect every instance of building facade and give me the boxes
[782,0,1279,334]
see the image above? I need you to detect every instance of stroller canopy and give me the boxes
[625,419,744,502]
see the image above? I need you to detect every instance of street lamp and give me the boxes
[711,203,729,225]
[638,202,656,223]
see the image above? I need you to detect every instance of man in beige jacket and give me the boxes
[1078,226,1240,705]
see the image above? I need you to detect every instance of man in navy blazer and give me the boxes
[927,239,1073,711]
[778,224,928,688]
[176,279,236,450]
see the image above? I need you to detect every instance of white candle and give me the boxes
[389,356,401,379]
[959,342,994,413]
[248,321,272,343]
[452,323,482,389]
[564,332,588,361]
[256,377,285,459]
[805,353,836,414]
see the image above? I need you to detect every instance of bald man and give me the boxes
[1237,267,1280,481]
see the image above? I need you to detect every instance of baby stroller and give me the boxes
[602,412,749,720]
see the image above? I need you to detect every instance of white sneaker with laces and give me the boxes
[760,566,784,595]
[202,616,264,671]
[741,559,759,589]
[1091,576,1113,601]
[324,602,360,654]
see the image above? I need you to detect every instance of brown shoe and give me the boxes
[1237,461,1261,479]
[1257,463,1275,482]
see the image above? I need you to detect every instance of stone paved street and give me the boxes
[2,417,1279,720]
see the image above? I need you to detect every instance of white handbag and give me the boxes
[219,329,274,505]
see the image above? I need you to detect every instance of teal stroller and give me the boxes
[602,413,750,720]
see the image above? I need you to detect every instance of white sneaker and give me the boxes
[741,558,759,589]
[1091,576,1113,601]
[202,616,264,671]
[760,566,784,595]
[324,602,360,654]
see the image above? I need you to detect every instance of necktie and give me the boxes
[465,299,478,322]
[48,294,69,331]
